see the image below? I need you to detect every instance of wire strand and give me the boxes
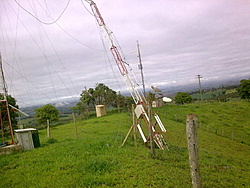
[2,58,52,101]
[5,1,75,100]
[81,0,95,17]
[54,23,103,52]
[28,0,59,103]
[2,1,35,105]
[14,0,70,25]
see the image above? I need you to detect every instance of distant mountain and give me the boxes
[19,76,247,116]
[148,77,243,98]
[20,97,79,117]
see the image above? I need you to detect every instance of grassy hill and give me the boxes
[1,101,249,187]
[191,86,240,101]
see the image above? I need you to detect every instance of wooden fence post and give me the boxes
[132,104,137,149]
[121,104,137,148]
[47,119,50,139]
[148,101,155,158]
[186,114,202,188]
[72,113,78,139]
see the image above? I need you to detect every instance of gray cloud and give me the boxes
[0,0,250,107]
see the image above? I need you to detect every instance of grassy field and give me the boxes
[1,101,249,187]
[191,88,239,101]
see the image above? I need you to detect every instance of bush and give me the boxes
[174,92,192,105]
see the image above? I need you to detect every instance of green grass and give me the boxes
[1,101,250,187]
[192,90,224,100]
[191,88,240,101]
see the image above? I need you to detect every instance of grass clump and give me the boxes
[46,138,58,144]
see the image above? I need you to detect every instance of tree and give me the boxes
[116,92,134,112]
[237,79,250,100]
[74,83,117,116]
[93,83,117,106]
[174,92,192,105]
[34,104,59,124]
[0,94,19,129]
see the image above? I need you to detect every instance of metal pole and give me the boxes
[0,54,8,99]
[137,41,146,98]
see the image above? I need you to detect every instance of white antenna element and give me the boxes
[154,114,166,132]
[137,124,147,143]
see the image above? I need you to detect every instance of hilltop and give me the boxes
[1,101,249,187]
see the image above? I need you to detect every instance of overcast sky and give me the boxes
[0,0,249,107]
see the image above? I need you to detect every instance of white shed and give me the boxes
[14,128,36,151]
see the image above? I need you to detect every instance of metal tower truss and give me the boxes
[0,100,15,145]
[85,0,168,149]
[0,54,15,146]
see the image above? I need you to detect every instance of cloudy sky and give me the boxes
[0,0,249,107]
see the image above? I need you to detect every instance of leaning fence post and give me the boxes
[186,114,202,188]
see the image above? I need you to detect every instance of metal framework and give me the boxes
[0,54,15,146]
[85,0,168,149]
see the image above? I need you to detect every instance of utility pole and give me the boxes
[137,41,146,98]
[197,75,203,101]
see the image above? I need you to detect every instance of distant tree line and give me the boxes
[1,79,249,131]
[174,79,250,104]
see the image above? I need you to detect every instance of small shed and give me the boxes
[14,128,40,151]
[95,105,106,117]
[152,99,164,108]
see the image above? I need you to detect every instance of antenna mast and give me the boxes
[137,41,146,98]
